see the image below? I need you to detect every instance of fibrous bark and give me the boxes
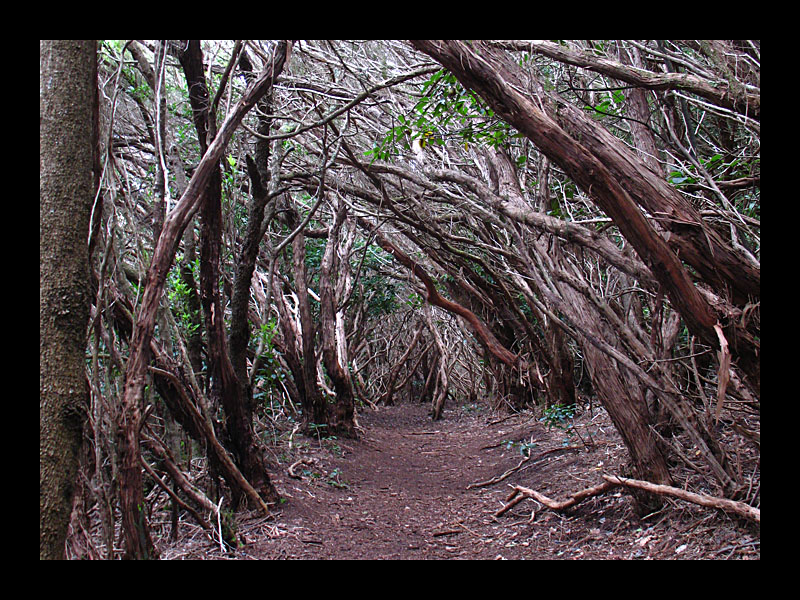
[178,39,280,509]
[117,40,290,558]
[319,199,358,436]
[409,40,759,395]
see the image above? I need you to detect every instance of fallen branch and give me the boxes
[288,458,315,480]
[494,475,760,525]
[495,480,617,517]
[602,475,760,524]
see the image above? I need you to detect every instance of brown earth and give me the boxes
[160,401,760,560]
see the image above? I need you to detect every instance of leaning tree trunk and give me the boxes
[409,40,758,396]
[488,148,674,487]
[178,39,280,509]
[40,39,97,560]
[117,41,290,558]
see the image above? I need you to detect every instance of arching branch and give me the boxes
[356,216,520,368]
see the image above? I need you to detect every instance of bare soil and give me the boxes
[160,401,760,560]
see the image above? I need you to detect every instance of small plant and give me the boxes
[307,422,328,443]
[326,468,349,489]
[503,438,537,457]
[540,402,577,431]
[325,436,342,456]
[540,403,577,447]
[539,403,593,449]
[255,318,285,392]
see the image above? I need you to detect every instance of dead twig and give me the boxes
[288,458,315,480]
[495,480,617,518]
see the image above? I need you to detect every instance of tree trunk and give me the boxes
[409,40,759,395]
[229,77,276,394]
[117,41,290,557]
[423,304,450,420]
[40,39,97,560]
[544,322,576,409]
[288,208,329,431]
[179,39,280,509]
[488,148,673,486]
[380,325,423,405]
[319,201,358,437]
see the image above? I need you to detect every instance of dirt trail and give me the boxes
[162,401,759,560]
[254,402,524,559]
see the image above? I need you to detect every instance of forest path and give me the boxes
[238,401,630,559]
[163,401,758,559]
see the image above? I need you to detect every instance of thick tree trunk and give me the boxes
[409,40,759,395]
[40,39,97,560]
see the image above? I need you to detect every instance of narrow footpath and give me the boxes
[162,402,759,560]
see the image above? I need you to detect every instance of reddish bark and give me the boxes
[409,40,758,394]
[118,41,290,558]
[357,216,519,368]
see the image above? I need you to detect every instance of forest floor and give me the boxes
[160,401,760,560]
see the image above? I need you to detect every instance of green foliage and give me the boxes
[405,292,423,310]
[348,243,408,317]
[252,319,288,417]
[166,255,200,336]
[540,402,576,431]
[540,403,579,447]
[365,68,521,162]
[363,278,399,316]
[583,89,626,119]
[254,318,285,390]
[668,153,760,193]
[299,464,349,489]
[326,467,349,489]
[307,422,329,441]
[503,438,538,457]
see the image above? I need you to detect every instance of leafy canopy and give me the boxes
[365,69,522,162]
